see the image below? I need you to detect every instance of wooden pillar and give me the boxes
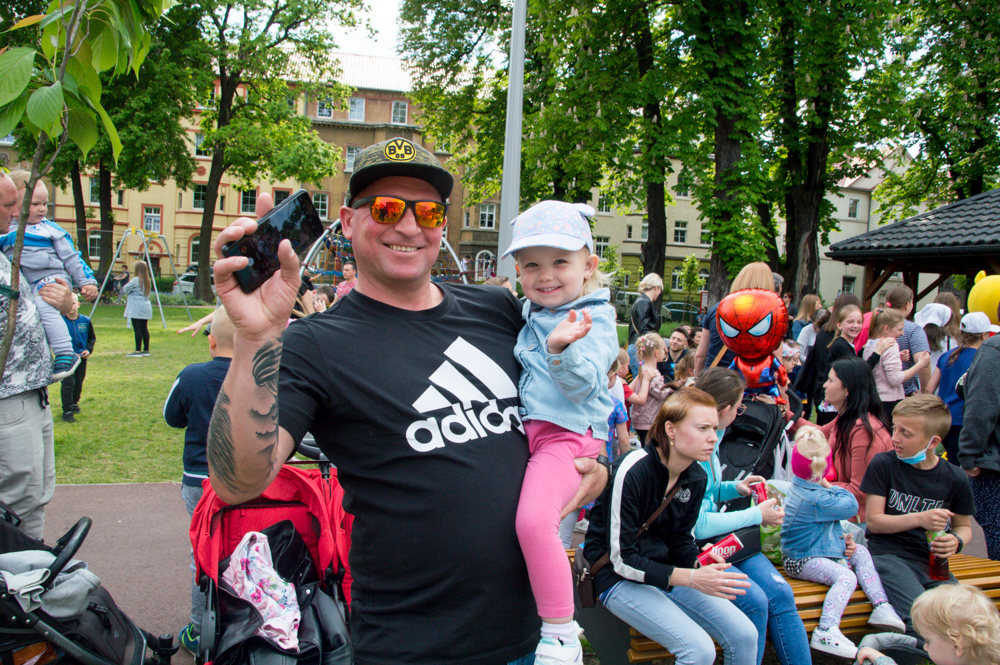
[862,259,903,312]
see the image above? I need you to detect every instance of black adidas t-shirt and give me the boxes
[860,452,976,563]
[279,283,538,665]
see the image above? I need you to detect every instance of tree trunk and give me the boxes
[706,109,742,306]
[195,67,237,301]
[98,163,115,276]
[633,8,666,299]
[70,161,89,265]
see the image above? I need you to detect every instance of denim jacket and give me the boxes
[515,288,618,439]
[780,476,858,560]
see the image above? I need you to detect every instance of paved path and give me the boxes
[39,481,991,665]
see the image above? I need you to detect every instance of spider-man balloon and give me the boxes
[716,289,789,403]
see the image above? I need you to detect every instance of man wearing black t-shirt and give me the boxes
[860,395,975,634]
[206,138,606,665]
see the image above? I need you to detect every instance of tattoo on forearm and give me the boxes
[252,338,281,396]
[207,389,239,493]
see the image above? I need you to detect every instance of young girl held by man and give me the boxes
[503,200,620,665]
[781,426,905,659]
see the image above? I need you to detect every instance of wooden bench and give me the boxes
[571,551,1000,664]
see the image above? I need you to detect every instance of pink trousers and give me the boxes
[516,419,603,618]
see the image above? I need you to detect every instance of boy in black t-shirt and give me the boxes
[860,395,975,634]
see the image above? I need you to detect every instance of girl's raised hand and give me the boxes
[547,308,593,354]
[875,337,894,355]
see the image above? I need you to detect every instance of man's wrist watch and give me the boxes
[596,455,611,488]
[955,534,964,553]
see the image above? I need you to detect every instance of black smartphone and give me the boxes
[222,189,326,293]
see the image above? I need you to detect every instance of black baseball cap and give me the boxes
[348,137,454,204]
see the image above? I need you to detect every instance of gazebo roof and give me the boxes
[827,188,1000,273]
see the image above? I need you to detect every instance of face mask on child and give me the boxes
[896,438,935,465]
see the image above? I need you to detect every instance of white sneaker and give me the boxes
[573,518,590,534]
[868,603,906,632]
[535,623,583,665]
[810,626,858,659]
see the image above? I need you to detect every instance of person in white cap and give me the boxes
[926,311,992,466]
[914,302,958,370]
[501,200,619,665]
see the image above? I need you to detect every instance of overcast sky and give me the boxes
[332,0,404,56]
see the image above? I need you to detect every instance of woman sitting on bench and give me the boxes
[584,388,758,665]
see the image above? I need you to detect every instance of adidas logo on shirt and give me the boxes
[405,337,524,452]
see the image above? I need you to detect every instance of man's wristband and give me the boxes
[596,455,611,489]
[955,534,964,553]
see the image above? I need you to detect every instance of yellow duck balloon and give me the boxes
[967,271,1000,325]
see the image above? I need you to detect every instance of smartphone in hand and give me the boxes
[222,189,326,293]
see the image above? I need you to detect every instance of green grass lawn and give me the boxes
[53,304,217,484]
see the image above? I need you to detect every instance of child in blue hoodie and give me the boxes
[782,426,904,659]
[504,200,619,665]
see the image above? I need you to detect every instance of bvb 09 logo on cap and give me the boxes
[384,139,415,162]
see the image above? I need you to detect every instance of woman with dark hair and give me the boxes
[791,356,892,524]
[585,387,757,665]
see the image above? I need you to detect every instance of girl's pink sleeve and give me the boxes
[882,343,905,385]
[649,376,670,400]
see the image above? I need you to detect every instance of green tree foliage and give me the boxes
[190,0,363,298]
[875,0,1000,220]
[0,0,172,378]
[12,4,214,276]
[679,253,704,322]
[598,242,629,290]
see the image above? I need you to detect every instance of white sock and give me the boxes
[541,620,581,642]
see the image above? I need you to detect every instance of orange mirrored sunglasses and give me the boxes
[351,195,448,229]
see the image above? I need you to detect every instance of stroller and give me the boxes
[189,444,352,665]
[0,503,178,665]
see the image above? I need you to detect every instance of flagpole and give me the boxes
[497,0,526,283]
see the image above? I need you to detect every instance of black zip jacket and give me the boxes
[628,295,661,344]
[583,444,707,596]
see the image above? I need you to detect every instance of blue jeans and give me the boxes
[182,482,206,629]
[732,553,812,665]
[627,343,639,378]
[601,580,757,665]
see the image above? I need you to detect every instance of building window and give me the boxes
[671,266,683,291]
[273,189,290,205]
[345,146,362,172]
[673,220,687,244]
[117,190,124,206]
[219,195,225,212]
[674,182,690,198]
[313,192,329,220]
[842,275,856,295]
[480,203,496,229]
[89,178,99,204]
[847,198,859,219]
[349,97,365,121]
[143,206,161,233]
[88,231,101,261]
[623,273,630,288]
[317,98,333,118]
[701,228,712,246]
[287,93,297,111]
[641,219,648,241]
[190,236,200,264]
[626,224,633,240]
[597,195,611,214]
[464,211,471,228]
[241,189,256,214]
[193,185,207,210]
[177,191,183,209]
[195,133,210,157]
[391,101,408,124]
[594,236,610,259]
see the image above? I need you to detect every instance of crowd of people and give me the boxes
[4,136,1000,665]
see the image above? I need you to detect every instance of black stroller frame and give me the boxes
[0,509,178,665]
